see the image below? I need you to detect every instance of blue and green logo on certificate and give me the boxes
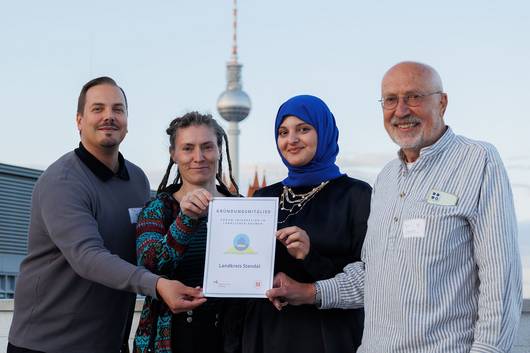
[225,233,257,254]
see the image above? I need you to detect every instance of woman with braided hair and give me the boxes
[133,112,242,353]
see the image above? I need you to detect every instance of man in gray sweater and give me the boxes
[8,77,206,353]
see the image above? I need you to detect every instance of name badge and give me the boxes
[427,189,458,206]
[128,207,143,224]
[403,218,426,238]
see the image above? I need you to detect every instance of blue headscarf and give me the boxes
[275,95,343,187]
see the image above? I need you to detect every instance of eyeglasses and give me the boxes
[379,91,442,110]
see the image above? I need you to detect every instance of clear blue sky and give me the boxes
[1,0,529,294]
[0,0,528,190]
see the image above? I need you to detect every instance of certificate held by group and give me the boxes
[203,197,278,298]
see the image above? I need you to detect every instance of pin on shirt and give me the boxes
[427,189,458,206]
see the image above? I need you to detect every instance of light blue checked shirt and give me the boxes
[317,127,522,353]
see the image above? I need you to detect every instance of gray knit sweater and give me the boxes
[9,150,159,353]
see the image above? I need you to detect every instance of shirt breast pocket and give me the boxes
[400,201,470,264]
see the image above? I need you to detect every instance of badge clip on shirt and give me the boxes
[427,189,458,206]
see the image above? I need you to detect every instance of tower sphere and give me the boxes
[217,90,251,122]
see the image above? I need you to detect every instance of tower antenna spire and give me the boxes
[231,0,238,62]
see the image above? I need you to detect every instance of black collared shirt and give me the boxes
[74,142,129,181]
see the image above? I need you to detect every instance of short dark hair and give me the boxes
[77,76,128,114]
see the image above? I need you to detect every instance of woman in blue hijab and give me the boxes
[241,95,372,353]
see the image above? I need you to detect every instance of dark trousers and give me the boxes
[171,310,223,353]
[7,343,45,353]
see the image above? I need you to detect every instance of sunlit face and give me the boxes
[381,63,448,162]
[172,125,220,186]
[277,115,318,167]
[76,84,128,152]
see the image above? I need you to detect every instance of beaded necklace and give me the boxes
[278,181,329,224]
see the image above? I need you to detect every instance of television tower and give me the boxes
[217,0,251,184]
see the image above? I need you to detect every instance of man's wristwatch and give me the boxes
[314,282,322,307]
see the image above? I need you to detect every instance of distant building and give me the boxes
[223,170,267,197]
[0,163,42,298]
[247,170,267,197]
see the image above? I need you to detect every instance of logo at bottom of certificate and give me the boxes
[225,233,257,254]
[213,280,231,288]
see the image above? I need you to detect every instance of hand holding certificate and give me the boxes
[203,197,278,297]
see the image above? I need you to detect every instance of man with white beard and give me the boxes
[266,62,522,353]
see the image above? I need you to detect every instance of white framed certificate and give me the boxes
[203,197,278,297]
